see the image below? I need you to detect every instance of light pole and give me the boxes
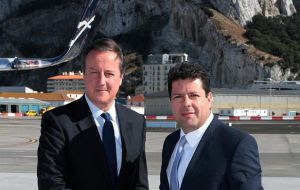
[267,78,272,116]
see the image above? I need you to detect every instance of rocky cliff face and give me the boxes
[94,0,170,36]
[163,0,290,88]
[0,0,297,92]
[207,0,296,25]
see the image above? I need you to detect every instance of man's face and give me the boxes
[83,50,123,111]
[170,78,213,133]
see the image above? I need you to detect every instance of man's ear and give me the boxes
[119,74,124,86]
[207,91,213,104]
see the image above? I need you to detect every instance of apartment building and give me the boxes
[47,71,84,92]
[143,53,188,94]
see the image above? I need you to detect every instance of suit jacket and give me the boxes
[160,116,263,190]
[37,96,148,190]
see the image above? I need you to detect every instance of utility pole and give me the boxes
[268,78,272,116]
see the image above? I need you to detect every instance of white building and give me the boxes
[249,80,300,90]
[143,53,188,94]
[144,89,300,116]
[47,72,84,92]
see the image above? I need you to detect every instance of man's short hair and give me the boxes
[167,62,211,99]
[82,38,125,73]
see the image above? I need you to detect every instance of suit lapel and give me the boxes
[164,131,180,171]
[180,117,218,189]
[114,104,136,188]
[115,104,132,162]
[74,96,114,187]
[161,131,180,190]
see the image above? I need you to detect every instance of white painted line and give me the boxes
[261,117,273,120]
[156,116,167,120]
[239,116,251,120]
[218,116,229,120]
[282,116,294,120]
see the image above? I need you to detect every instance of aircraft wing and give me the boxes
[0,0,101,71]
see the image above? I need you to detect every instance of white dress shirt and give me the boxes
[85,95,122,175]
[167,112,214,188]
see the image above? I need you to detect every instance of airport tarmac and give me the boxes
[0,117,300,189]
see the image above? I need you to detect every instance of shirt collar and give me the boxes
[85,94,117,122]
[180,112,214,147]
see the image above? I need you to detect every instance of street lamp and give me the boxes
[267,78,272,116]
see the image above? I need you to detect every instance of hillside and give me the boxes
[0,0,297,93]
[209,8,282,66]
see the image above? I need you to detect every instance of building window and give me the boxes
[0,105,8,113]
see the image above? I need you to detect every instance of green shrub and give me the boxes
[244,13,300,74]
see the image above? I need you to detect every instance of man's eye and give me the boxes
[172,95,181,100]
[105,72,114,77]
[87,69,97,74]
[189,94,200,99]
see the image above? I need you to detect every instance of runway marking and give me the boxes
[0,138,38,148]
[22,156,37,158]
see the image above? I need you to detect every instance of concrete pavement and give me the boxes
[1,117,300,189]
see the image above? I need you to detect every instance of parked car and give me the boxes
[47,106,55,111]
[25,110,37,117]
[40,106,55,115]
[39,108,47,115]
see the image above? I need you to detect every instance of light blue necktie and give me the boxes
[170,136,187,190]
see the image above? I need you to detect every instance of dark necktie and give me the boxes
[170,136,187,190]
[101,112,118,186]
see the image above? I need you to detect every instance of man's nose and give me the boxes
[98,72,106,84]
[182,95,191,107]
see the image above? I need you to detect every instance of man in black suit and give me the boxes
[37,38,148,190]
[160,63,263,190]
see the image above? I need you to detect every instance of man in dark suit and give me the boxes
[160,63,263,190]
[37,38,148,190]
